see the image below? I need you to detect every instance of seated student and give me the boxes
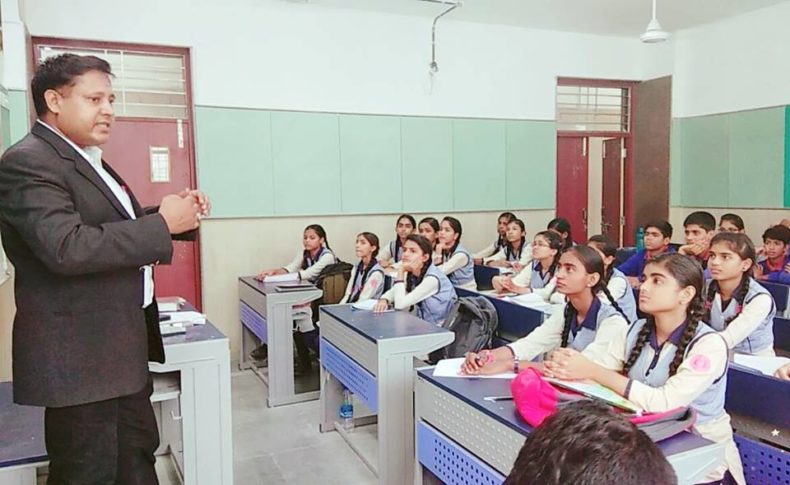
[486,218,532,271]
[473,211,516,264]
[756,224,790,285]
[417,217,440,252]
[546,253,745,484]
[547,217,574,251]
[719,213,745,234]
[678,211,716,268]
[374,234,457,325]
[587,235,638,323]
[339,232,385,304]
[776,363,790,380]
[434,216,477,291]
[462,246,630,375]
[378,214,416,268]
[705,233,776,357]
[492,230,562,294]
[618,220,674,287]
[504,400,677,485]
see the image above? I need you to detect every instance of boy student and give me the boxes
[678,211,716,268]
[617,220,674,287]
[756,224,790,284]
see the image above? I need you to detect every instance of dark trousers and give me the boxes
[44,376,159,485]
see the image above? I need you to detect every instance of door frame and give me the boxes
[557,77,639,246]
[30,37,203,308]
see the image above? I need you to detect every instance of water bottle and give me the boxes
[636,226,645,251]
[340,388,354,432]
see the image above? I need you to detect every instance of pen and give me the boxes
[483,396,513,402]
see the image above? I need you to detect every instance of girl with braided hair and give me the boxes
[493,231,562,295]
[706,233,775,356]
[486,219,533,270]
[374,234,457,326]
[435,216,477,290]
[545,253,743,484]
[461,246,628,376]
[473,212,517,264]
[338,232,385,305]
[587,235,638,322]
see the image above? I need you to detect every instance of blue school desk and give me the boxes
[456,287,546,346]
[0,320,233,485]
[238,276,323,407]
[762,281,790,317]
[318,305,454,485]
[775,316,790,354]
[474,264,500,291]
[414,368,725,485]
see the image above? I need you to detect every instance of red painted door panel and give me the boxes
[602,138,622,245]
[556,136,588,243]
[101,118,201,309]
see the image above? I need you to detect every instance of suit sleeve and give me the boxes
[144,205,197,241]
[0,149,173,276]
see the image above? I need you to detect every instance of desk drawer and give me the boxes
[417,421,505,484]
[240,302,268,343]
[320,338,378,413]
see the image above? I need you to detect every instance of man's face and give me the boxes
[47,70,115,147]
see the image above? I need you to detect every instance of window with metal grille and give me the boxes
[37,45,188,120]
[556,85,629,132]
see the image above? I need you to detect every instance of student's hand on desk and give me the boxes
[255,269,284,281]
[774,363,790,381]
[461,350,513,375]
[373,299,390,313]
[160,194,201,234]
[544,348,594,380]
[504,279,531,295]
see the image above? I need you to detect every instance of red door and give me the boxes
[102,119,201,309]
[601,138,623,245]
[556,136,588,243]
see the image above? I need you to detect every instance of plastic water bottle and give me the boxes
[636,226,645,251]
[340,388,354,432]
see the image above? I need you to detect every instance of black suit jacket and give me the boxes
[0,122,174,407]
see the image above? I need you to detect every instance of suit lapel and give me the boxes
[102,161,145,218]
[32,122,133,220]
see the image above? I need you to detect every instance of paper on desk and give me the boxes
[433,358,516,379]
[162,311,206,325]
[733,354,790,376]
[157,296,185,313]
[351,299,378,311]
[504,293,554,313]
[263,273,299,283]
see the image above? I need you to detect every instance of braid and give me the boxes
[560,303,576,348]
[407,261,431,292]
[547,251,562,279]
[724,276,750,327]
[394,238,402,263]
[604,263,614,285]
[669,297,705,376]
[622,317,653,376]
[601,285,630,325]
[703,279,718,324]
[302,249,310,270]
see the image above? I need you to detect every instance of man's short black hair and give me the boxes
[683,211,716,232]
[31,53,113,117]
[645,220,673,239]
[763,225,790,245]
[504,400,677,485]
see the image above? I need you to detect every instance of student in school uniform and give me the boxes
[462,246,630,375]
[339,232,385,304]
[718,213,745,234]
[492,230,562,294]
[755,225,790,285]
[486,218,532,271]
[587,235,638,323]
[374,234,457,325]
[547,217,574,251]
[678,211,716,269]
[255,224,336,372]
[417,217,440,252]
[617,220,675,287]
[378,214,416,268]
[704,233,776,356]
[473,211,516,264]
[545,253,745,484]
[435,216,477,290]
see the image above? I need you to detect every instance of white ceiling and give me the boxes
[292,0,790,37]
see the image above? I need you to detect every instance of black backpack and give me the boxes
[311,261,354,323]
[428,296,498,363]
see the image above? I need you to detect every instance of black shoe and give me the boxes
[251,345,268,360]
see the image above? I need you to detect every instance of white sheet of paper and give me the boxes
[351,299,378,311]
[263,272,300,283]
[733,354,790,376]
[162,310,206,325]
[433,358,516,379]
[504,293,554,313]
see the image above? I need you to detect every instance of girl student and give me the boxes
[586,235,638,323]
[486,218,532,271]
[705,232,775,356]
[417,217,440,252]
[373,234,457,325]
[718,213,745,234]
[434,216,477,291]
[378,214,416,268]
[461,246,630,375]
[547,217,574,251]
[545,253,745,484]
[473,212,517,264]
[492,230,562,295]
[338,232,385,304]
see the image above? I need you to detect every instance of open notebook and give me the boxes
[544,377,643,413]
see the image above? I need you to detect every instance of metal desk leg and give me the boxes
[0,467,37,485]
[377,349,418,485]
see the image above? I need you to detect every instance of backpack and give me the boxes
[428,296,498,363]
[311,261,354,323]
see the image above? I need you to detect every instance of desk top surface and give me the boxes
[239,276,319,296]
[321,305,452,343]
[417,368,714,458]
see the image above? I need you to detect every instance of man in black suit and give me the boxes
[0,54,210,484]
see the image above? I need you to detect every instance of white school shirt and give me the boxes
[283,249,336,282]
[38,120,155,307]
[381,277,439,309]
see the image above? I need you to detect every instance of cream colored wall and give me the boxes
[669,207,790,246]
[0,269,15,381]
[199,209,555,360]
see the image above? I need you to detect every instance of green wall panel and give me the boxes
[400,117,454,212]
[785,106,790,207]
[680,113,730,207]
[669,118,682,206]
[505,120,556,209]
[7,90,29,146]
[452,119,506,211]
[728,107,784,208]
[195,107,274,217]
